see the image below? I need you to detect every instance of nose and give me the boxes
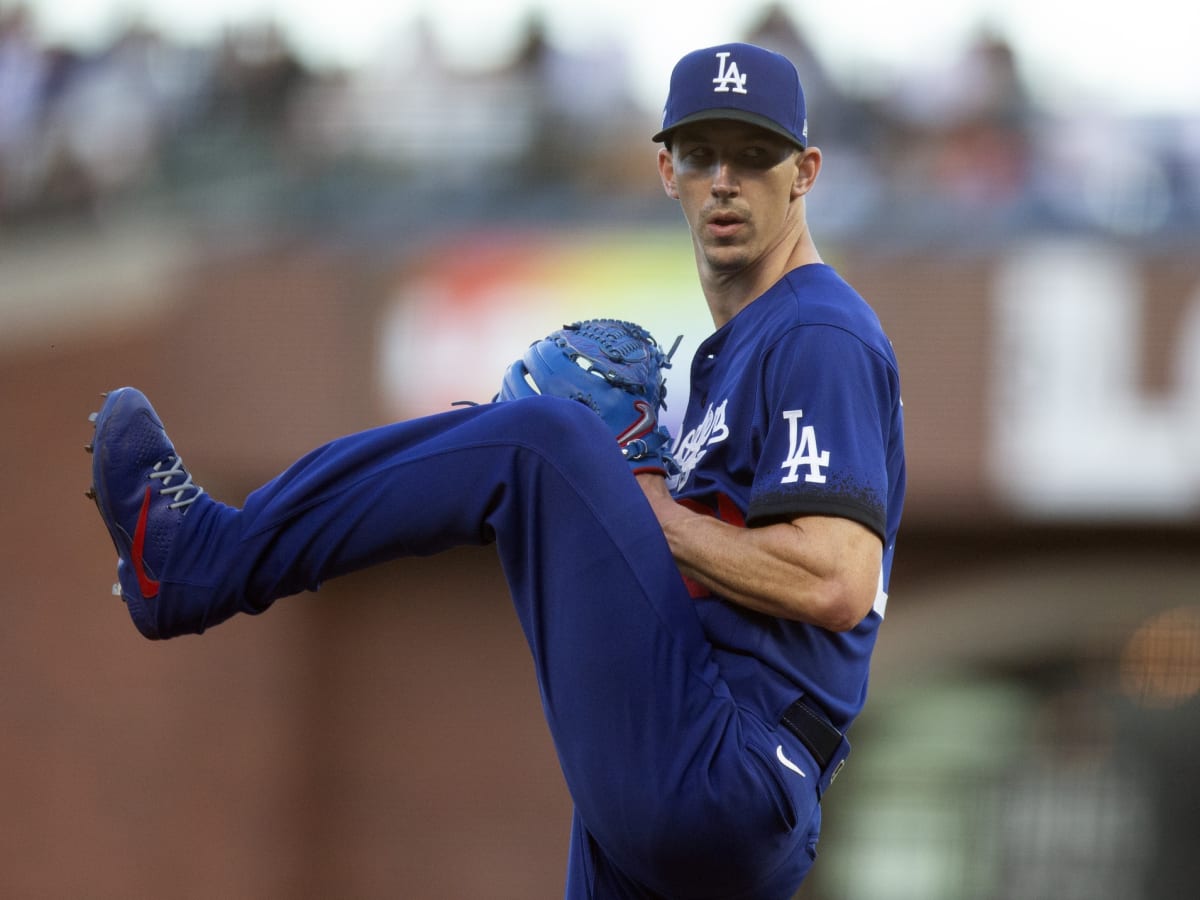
[711,157,739,198]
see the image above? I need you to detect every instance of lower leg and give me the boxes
[153,400,594,633]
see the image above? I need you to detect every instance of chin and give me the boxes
[704,249,751,273]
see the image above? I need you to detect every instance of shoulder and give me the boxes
[780,265,877,324]
[764,266,897,367]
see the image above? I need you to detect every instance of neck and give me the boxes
[701,227,822,329]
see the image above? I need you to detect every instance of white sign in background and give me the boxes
[990,241,1200,519]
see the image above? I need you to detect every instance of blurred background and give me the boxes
[2,0,1198,897]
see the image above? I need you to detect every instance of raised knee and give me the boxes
[496,395,615,458]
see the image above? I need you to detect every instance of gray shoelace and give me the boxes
[151,456,205,510]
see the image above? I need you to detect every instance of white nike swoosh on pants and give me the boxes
[775,744,807,777]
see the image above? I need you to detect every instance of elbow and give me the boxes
[811,582,874,632]
[817,602,866,633]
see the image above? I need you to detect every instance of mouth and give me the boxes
[704,210,746,240]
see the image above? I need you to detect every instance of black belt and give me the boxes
[780,698,844,772]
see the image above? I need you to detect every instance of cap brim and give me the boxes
[651,109,805,148]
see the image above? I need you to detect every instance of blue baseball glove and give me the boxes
[497,319,681,476]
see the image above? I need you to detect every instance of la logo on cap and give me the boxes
[712,51,748,95]
[652,42,808,149]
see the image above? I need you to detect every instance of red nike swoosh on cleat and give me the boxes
[131,486,161,599]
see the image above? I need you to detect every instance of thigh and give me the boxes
[486,402,819,897]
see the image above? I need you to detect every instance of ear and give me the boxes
[657,147,679,199]
[791,146,822,199]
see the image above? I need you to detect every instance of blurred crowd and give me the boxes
[2,1,1198,243]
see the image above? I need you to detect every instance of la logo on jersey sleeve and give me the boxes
[780,409,830,484]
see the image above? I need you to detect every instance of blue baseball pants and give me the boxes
[155,397,822,899]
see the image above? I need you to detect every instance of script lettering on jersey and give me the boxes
[668,399,731,489]
[712,52,748,94]
[780,409,830,484]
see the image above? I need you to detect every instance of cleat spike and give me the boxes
[84,442,94,453]
[85,487,97,500]
[88,411,98,423]
[112,583,122,597]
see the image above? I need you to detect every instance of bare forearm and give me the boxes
[665,512,839,622]
[637,474,880,630]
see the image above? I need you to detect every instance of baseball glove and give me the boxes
[497,319,681,476]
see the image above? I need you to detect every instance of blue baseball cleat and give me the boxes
[86,388,205,640]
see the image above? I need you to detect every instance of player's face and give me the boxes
[658,121,814,277]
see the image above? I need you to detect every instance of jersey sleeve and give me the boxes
[746,324,896,538]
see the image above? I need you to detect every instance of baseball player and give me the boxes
[86,43,905,899]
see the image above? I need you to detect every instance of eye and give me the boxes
[740,145,786,169]
[675,145,714,170]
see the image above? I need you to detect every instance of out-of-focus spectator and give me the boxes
[0,4,48,215]
[742,4,888,237]
[937,30,1033,208]
[204,22,309,138]
[500,12,643,189]
[883,26,1035,227]
[744,2,864,144]
[0,1,1196,240]
[43,25,173,206]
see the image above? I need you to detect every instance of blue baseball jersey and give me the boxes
[667,263,906,730]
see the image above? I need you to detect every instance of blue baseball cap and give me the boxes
[652,43,807,148]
